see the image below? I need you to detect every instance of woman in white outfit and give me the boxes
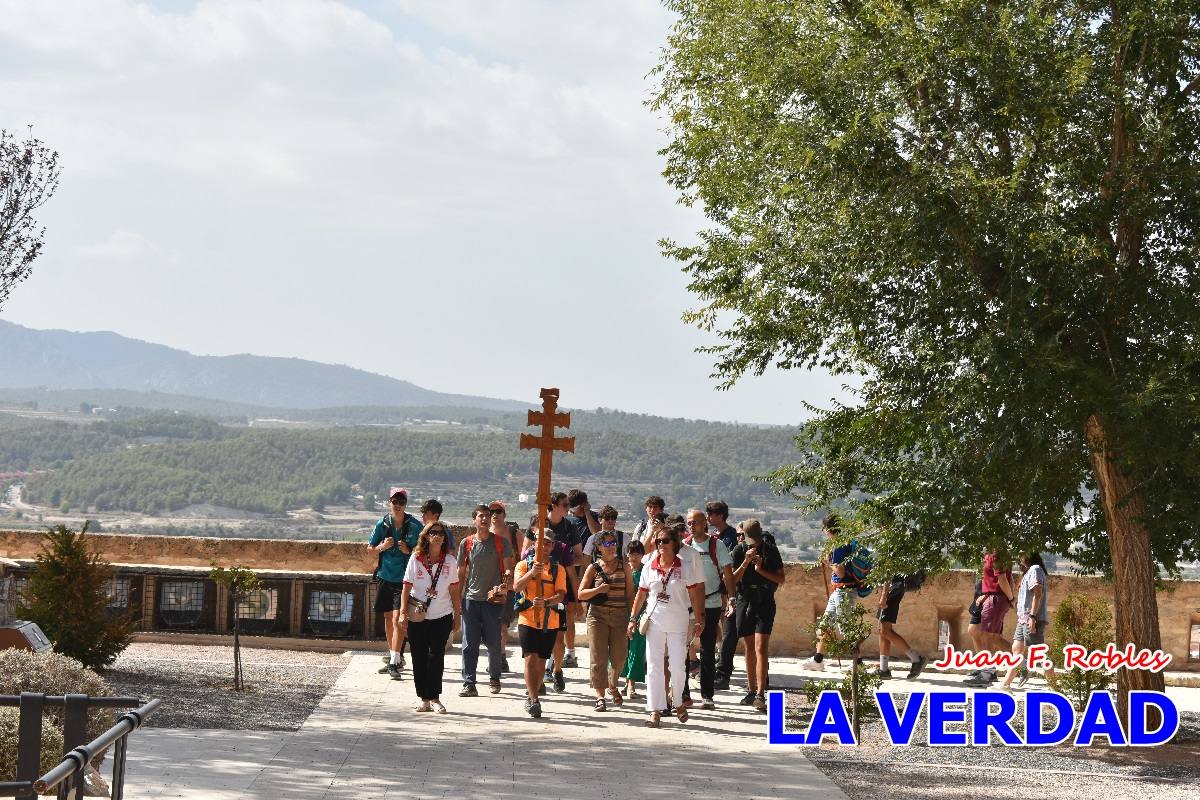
[626,522,705,727]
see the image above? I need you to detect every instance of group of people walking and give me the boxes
[368,488,785,725]
[368,490,1059,724]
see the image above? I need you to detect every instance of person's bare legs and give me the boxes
[753,634,770,691]
[743,635,758,693]
[525,655,543,700]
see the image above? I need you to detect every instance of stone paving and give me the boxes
[123,647,849,800]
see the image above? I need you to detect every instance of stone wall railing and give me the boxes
[1,530,1197,667]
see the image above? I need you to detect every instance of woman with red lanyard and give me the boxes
[626,522,705,727]
[399,522,461,713]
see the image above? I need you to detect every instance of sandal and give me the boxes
[676,706,689,724]
[414,702,432,713]
[610,688,623,707]
[431,700,447,714]
[594,697,607,712]
[645,711,661,728]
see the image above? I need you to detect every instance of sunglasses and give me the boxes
[655,539,672,546]
[490,509,505,516]
[390,499,406,505]
[599,539,618,547]
[429,529,446,537]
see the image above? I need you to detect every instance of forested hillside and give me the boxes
[7,413,801,515]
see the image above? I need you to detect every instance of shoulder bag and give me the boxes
[406,557,445,623]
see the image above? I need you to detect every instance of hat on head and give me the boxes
[388,487,408,503]
[488,500,507,513]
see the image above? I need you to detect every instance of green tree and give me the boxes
[1,129,60,309]
[15,523,135,669]
[208,562,261,691]
[654,0,1200,712]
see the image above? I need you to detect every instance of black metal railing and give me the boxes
[0,693,161,800]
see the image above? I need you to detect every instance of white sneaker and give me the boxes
[801,658,825,672]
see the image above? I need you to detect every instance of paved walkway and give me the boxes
[124,648,848,800]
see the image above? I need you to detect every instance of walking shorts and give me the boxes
[519,624,557,659]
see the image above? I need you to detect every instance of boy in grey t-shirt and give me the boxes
[457,505,515,696]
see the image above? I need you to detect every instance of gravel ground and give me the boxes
[787,689,1200,800]
[103,643,350,731]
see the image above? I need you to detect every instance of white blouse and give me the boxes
[638,552,702,633]
[403,554,460,620]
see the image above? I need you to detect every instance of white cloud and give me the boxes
[74,229,176,264]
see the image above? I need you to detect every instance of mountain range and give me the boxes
[0,320,525,411]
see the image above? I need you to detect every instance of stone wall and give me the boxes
[2,529,1197,668]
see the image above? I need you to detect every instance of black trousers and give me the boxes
[409,613,453,701]
[717,602,739,681]
[682,607,723,700]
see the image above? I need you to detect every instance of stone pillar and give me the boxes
[290,580,303,636]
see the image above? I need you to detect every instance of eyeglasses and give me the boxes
[654,539,672,546]
[689,519,705,526]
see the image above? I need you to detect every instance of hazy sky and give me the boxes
[0,0,852,424]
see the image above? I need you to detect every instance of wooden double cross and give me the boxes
[519,388,574,545]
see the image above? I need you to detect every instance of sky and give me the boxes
[0,0,853,424]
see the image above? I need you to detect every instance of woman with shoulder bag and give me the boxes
[578,531,633,711]
[626,522,705,727]
[399,522,461,713]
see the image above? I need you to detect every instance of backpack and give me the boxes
[461,532,505,570]
[684,534,728,597]
[845,541,875,598]
[514,553,559,613]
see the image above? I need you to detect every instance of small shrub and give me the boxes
[803,665,883,722]
[0,708,63,781]
[0,650,115,741]
[1049,593,1114,710]
[15,523,136,669]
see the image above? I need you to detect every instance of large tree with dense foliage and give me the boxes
[654,0,1200,707]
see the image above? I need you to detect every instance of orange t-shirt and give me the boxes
[514,558,566,629]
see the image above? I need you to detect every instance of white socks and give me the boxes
[880,655,890,670]
[390,650,400,665]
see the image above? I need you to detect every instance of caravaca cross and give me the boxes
[519,388,574,629]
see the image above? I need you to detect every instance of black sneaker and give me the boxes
[562,653,579,669]
[526,698,542,719]
[387,663,402,680]
[877,668,894,679]
[489,678,502,694]
[459,683,478,698]
[753,694,767,712]
[907,656,928,680]
[713,676,730,692]
[553,671,566,692]
[378,665,391,674]
[739,691,756,706]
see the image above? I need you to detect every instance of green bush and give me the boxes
[15,524,136,669]
[0,707,63,782]
[803,665,884,722]
[0,650,115,742]
[1049,593,1114,710]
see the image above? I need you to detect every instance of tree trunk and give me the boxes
[1084,413,1165,725]
[233,615,243,692]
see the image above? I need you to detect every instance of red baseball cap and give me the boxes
[388,487,408,503]
[488,500,507,513]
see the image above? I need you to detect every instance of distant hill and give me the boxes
[0,320,525,411]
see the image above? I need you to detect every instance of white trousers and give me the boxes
[645,625,687,712]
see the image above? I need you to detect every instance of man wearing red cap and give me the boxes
[369,487,423,679]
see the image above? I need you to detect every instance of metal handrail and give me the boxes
[0,696,143,708]
[33,699,161,798]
